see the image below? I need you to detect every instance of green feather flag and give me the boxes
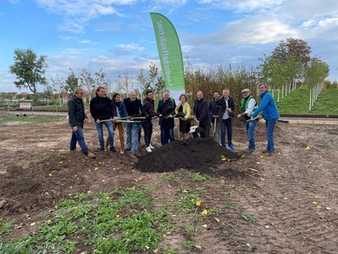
[150,12,185,101]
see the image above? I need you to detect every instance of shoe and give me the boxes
[262,150,274,154]
[87,152,96,159]
[226,144,235,152]
[246,148,255,154]
[149,144,155,149]
[110,147,116,153]
[120,150,125,154]
[146,146,152,153]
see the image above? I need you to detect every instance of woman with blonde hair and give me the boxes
[175,94,192,140]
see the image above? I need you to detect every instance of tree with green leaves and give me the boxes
[260,38,311,101]
[10,49,47,94]
[304,58,329,110]
[64,71,79,94]
[272,38,311,67]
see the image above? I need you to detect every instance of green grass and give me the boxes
[0,188,171,254]
[176,188,203,213]
[190,172,211,182]
[277,86,311,114]
[311,87,338,115]
[277,86,338,115]
[0,219,13,239]
[0,114,64,126]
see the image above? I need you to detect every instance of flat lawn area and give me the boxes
[0,113,65,126]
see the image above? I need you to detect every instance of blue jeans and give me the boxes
[160,126,171,145]
[266,119,277,153]
[169,128,175,142]
[220,119,232,147]
[131,123,141,154]
[70,127,88,155]
[246,120,257,150]
[95,121,114,150]
[126,123,132,150]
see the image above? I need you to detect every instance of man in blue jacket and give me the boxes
[251,83,280,155]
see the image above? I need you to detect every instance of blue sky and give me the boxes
[1,0,338,92]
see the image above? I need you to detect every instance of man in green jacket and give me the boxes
[238,89,257,153]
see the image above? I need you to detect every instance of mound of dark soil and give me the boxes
[136,138,240,173]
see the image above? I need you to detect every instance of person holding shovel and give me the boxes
[142,90,156,152]
[124,90,143,155]
[112,93,128,154]
[193,90,210,138]
[251,83,280,156]
[237,89,257,153]
[157,91,176,145]
[217,89,235,151]
[90,86,115,152]
[68,88,95,158]
[175,94,192,140]
[209,91,222,142]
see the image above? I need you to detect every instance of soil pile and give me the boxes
[136,138,240,173]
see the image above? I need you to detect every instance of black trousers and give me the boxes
[220,118,232,146]
[193,122,210,138]
[142,121,153,147]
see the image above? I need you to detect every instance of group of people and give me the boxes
[67,83,279,159]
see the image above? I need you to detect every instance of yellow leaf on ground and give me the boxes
[195,200,202,207]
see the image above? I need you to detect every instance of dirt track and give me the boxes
[1,119,338,253]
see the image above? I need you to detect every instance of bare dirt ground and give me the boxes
[1,117,338,253]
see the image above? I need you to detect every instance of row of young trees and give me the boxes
[259,38,329,110]
[185,66,259,107]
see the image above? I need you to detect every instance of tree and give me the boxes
[10,49,47,94]
[137,69,148,92]
[64,71,79,94]
[305,58,329,110]
[117,73,131,95]
[79,70,94,98]
[272,38,311,67]
[137,63,167,96]
[49,76,66,106]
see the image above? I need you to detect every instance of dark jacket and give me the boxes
[142,97,155,121]
[68,96,86,128]
[157,98,176,128]
[124,98,142,117]
[114,101,128,118]
[209,98,222,119]
[217,96,235,118]
[90,96,113,121]
[193,98,210,125]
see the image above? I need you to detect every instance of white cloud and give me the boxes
[198,0,283,12]
[196,16,299,45]
[80,39,94,44]
[154,0,187,4]
[116,43,145,52]
[35,0,137,33]
[280,0,338,19]
[0,70,17,92]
